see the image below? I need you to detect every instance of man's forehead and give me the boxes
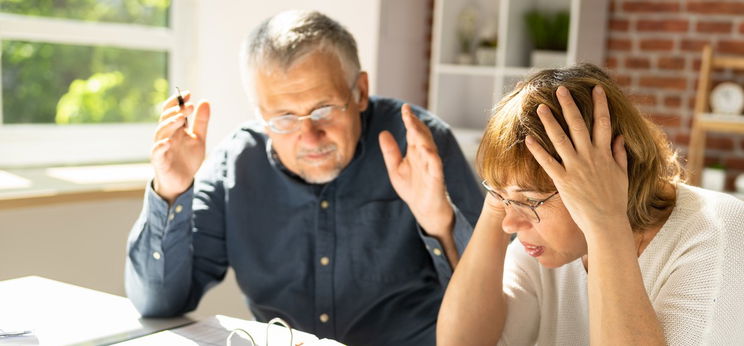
[255,54,346,92]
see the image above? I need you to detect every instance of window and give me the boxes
[0,0,195,167]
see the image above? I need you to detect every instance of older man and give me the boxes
[126,10,482,345]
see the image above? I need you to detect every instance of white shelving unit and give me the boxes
[428,0,609,162]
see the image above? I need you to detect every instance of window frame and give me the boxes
[0,1,197,167]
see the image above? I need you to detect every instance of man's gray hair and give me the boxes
[241,10,361,92]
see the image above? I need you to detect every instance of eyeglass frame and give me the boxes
[225,317,293,346]
[481,180,559,223]
[257,79,359,134]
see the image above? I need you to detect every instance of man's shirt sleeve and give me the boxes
[125,152,229,317]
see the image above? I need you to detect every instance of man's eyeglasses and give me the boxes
[481,180,558,223]
[259,88,356,134]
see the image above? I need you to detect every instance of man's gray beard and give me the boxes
[296,144,345,184]
[298,165,344,184]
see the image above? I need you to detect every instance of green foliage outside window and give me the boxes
[0,0,170,27]
[0,0,171,125]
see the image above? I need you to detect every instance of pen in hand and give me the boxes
[176,86,188,128]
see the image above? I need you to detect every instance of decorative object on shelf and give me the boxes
[687,45,744,186]
[736,173,744,193]
[702,163,727,191]
[475,19,498,66]
[456,3,479,65]
[525,10,570,68]
[709,82,744,115]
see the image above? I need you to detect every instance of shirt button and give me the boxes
[433,248,442,256]
[320,200,329,209]
[175,205,183,213]
[168,213,175,221]
[152,251,161,260]
[319,313,330,323]
[320,256,330,266]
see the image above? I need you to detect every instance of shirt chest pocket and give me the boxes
[348,200,430,284]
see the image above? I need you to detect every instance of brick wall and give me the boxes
[605,0,744,191]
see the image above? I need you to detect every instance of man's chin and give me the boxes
[299,167,342,184]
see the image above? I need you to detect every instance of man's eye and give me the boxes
[311,106,333,118]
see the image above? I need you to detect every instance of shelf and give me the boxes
[700,112,744,122]
[437,64,497,76]
[697,113,744,133]
[698,113,744,133]
[436,64,538,78]
[502,66,536,76]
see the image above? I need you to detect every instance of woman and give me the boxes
[437,64,744,345]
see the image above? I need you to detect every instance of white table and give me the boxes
[0,276,192,345]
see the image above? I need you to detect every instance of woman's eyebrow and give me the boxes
[494,187,536,195]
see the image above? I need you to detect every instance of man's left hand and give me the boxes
[379,104,454,238]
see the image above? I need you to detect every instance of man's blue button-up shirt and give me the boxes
[125,97,483,345]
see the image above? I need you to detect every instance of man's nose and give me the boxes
[297,117,324,144]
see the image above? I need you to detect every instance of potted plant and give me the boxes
[702,162,727,191]
[524,10,570,68]
[475,19,498,66]
[456,4,479,65]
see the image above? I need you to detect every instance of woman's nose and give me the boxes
[501,208,532,234]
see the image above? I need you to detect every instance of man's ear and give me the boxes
[355,71,370,112]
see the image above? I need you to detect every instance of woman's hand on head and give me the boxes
[524,85,629,235]
[482,188,508,221]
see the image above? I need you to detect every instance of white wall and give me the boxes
[375,0,430,107]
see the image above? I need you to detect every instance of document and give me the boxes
[115,315,344,346]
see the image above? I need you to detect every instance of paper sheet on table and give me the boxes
[115,315,345,346]
[0,326,38,345]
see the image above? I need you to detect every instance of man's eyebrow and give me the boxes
[268,98,333,116]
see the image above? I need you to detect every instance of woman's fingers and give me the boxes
[592,85,613,154]
[556,86,592,154]
[612,135,628,173]
[536,104,576,164]
[525,135,565,180]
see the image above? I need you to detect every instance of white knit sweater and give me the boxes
[498,184,744,345]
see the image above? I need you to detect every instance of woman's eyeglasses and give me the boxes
[481,180,558,223]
